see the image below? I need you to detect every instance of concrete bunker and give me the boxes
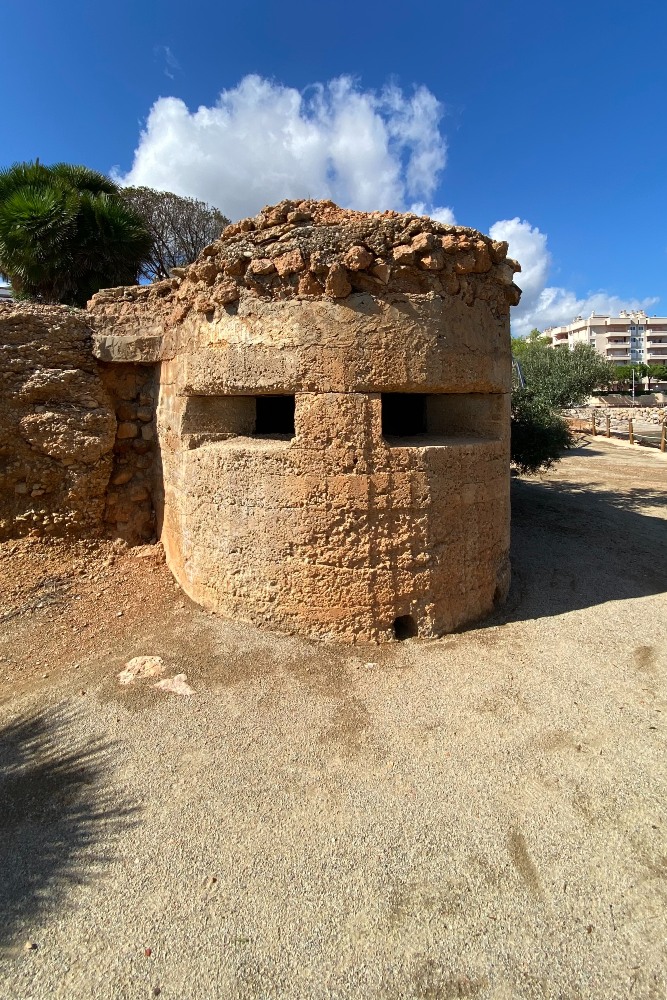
[89,199,521,642]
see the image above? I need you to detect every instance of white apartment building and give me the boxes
[546,310,667,366]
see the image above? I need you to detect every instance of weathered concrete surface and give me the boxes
[88,199,519,641]
[0,303,116,539]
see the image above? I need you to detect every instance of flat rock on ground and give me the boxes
[0,438,666,1000]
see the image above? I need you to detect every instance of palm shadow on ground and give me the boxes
[0,708,137,955]
[484,469,667,626]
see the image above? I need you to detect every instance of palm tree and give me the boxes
[0,161,153,306]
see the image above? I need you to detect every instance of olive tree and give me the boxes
[510,339,614,474]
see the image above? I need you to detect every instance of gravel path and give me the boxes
[1,439,666,1000]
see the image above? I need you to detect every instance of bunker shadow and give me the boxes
[0,707,137,954]
[483,475,667,626]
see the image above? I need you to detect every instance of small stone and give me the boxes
[117,402,137,421]
[441,272,460,295]
[441,234,460,253]
[24,940,37,951]
[141,424,154,441]
[454,252,478,275]
[137,406,153,422]
[273,249,305,277]
[195,261,218,285]
[247,258,276,276]
[309,252,329,275]
[111,470,133,486]
[370,263,391,284]
[194,297,215,314]
[325,264,352,299]
[418,252,445,271]
[287,209,312,224]
[298,273,324,297]
[392,245,415,265]
[117,422,139,440]
[471,241,493,273]
[490,239,509,263]
[214,280,239,305]
[411,232,439,252]
[223,256,248,277]
[118,656,165,685]
[154,673,195,696]
[342,245,373,271]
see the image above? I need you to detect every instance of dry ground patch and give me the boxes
[0,439,666,999]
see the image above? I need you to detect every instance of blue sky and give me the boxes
[2,0,665,334]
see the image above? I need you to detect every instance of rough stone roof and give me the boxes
[89,199,522,324]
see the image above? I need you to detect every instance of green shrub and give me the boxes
[510,390,573,475]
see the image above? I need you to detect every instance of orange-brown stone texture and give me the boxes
[88,199,521,641]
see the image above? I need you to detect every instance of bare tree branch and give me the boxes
[120,187,230,281]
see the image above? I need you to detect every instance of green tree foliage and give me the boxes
[516,342,614,408]
[609,362,667,391]
[511,328,550,359]
[510,337,613,474]
[120,186,229,281]
[511,390,573,475]
[648,364,667,387]
[0,161,152,306]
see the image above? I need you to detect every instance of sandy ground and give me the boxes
[0,438,666,1000]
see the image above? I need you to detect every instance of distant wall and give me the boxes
[0,303,157,543]
[564,405,666,427]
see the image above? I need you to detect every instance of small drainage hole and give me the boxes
[393,615,418,640]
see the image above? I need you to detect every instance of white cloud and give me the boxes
[490,218,659,337]
[116,74,451,221]
[410,202,456,225]
[117,74,655,326]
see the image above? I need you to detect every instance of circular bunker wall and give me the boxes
[93,200,521,642]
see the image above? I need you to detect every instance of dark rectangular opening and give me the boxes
[381,394,427,437]
[254,395,295,438]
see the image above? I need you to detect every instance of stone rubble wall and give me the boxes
[0,303,116,540]
[563,406,666,428]
[88,197,521,344]
[0,302,158,543]
[98,363,157,544]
